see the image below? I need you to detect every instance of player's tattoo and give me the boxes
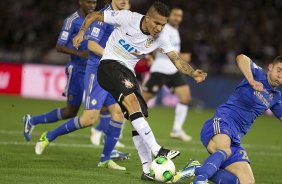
[80,12,103,33]
[167,51,194,76]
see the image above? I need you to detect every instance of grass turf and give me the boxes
[0,95,282,184]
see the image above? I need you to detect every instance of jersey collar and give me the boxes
[77,10,83,18]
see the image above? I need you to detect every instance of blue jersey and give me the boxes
[86,4,114,67]
[215,61,282,135]
[57,10,88,67]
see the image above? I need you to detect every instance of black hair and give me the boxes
[104,0,111,5]
[273,55,282,65]
[150,1,170,17]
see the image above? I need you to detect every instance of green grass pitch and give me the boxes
[0,95,282,184]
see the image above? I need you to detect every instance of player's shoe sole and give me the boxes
[141,172,154,181]
[35,132,50,155]
[172,159,201,183]
[110,150,131,161]
[98,160,126,171]
[23,114,35,141]
[156,147,180,160]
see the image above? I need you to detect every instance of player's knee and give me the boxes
[123,94,140,111]
[176,87,191,104]
[179,95,191,104]
[80,112,98,127]
[220,147,232,157]
[100,107,109,114]
[111,110,124,122]
[143,92,154,102]
[62,107,79,118]
[208,144,232,157]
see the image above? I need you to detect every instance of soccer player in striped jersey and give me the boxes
[173,55,282,184]
[73,1,207,179]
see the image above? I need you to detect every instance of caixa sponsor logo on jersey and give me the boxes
[118,39,142,56]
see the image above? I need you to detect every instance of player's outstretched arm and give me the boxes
[73,12,104,48]
[236,54,265,92]
[56,44,88,59]
[88,40,104,57]
[167,51,207,83]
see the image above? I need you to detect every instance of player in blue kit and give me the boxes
[173,54,282,184]
[23,0,128,161]
[34,0,131,171]
[23,0,96,141]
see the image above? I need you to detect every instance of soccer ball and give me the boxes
[149,156,176,182]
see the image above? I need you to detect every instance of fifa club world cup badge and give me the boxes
[144,37,154,48]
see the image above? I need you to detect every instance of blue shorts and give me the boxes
[84,63,116,110]
[63,63,85,106]
[201,117,250,168]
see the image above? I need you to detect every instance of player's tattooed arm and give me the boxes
[73,12,104,48]
[167,51,207,83]
[167,51,194,75]
[80,12,104,33]
[236,54,265,92]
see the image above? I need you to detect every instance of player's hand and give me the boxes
[73,32,84,49]
[80,50,89,59]
[249,80,265,92]
[192,69,207,83]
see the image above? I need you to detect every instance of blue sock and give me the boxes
[31,108,63,125]
[46,117,82,142]
[194,150,228,182]
[210,169,240,184]
[95,112,111,134]
[100,120,122,162]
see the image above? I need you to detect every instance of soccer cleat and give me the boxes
[170,130,192,142]
[90,128,103,146]
[23,114,35,141]
[35,132,50,155]
[172,159,201,183]
[98,160,126,171]
[110,150,131,161]
[141,172,154,181]
[156,147,180,160]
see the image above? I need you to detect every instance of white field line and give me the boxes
[1,130,282,151]
[1,141,282,158]
[1,141,282,157]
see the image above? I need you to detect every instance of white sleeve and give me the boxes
[104,10,132,27]
[158,33,174,54]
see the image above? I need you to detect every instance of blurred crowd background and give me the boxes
[1,0,281,75]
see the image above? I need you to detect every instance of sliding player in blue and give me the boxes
[173,54,282,184]
[34,0,131,171]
